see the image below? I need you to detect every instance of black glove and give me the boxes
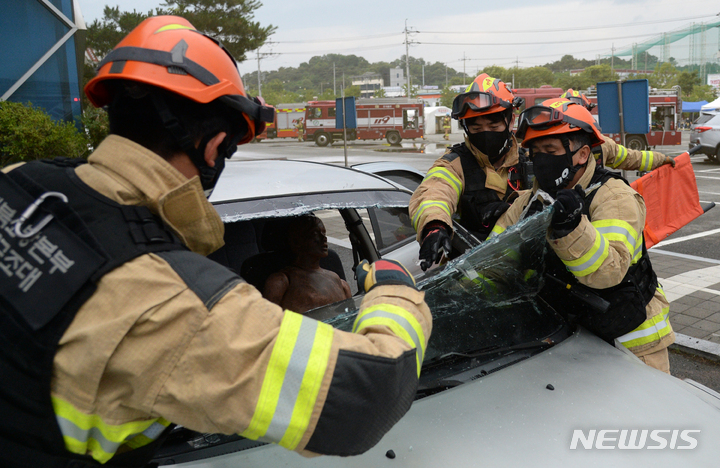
[551,186,584,237]
[356,259,416,293]
[419,222,452,271]
[479,201,511,226]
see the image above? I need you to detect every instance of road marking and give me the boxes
[327,235,352,249]
[659,265,720,302]
[653,227,720,247]
[695,175,720,180]
[698,168,720,173]
[651,249,720,265]
[699,191,720,196]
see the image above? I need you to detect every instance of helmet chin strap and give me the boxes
[150,93,229,196]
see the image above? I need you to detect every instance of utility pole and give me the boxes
[422,60,425,88]
[611,43,615,73]
[256,49,262,97]
[445,63,448,87]
[463,52,467,85]
[405,19,411,98]
[333,62,336,96]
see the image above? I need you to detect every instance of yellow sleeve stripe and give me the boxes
[639,151,654,172]
[425,167,463,202]
[610,145,628,169]
[354,304,426,376]
[563,227,609,277]
[489,224,506,238]
[412,200,451,230]
[592,219,642,263]
[241,311,333,451]
[52,396,167,463]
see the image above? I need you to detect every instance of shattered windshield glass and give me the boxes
[313,206,570,366]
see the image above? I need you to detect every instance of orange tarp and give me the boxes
[630,152,704,248]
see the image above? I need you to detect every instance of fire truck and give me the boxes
[255,103,306,141]
[304,98,424,146]
[511,86,682,151]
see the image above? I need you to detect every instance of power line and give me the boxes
[416,31,667,47]
[270,32,402,44]
[416,13,718,35]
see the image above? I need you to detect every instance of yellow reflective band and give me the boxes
[412,200,450,230]
[611,145,628,169]
[461,272,498,295]
[241,312,333,449]
[563,227,609,277]
[52,396,166,464]
[617,295,671,348]
[154,24,196,34]
[592,219,641,263]
[425,167,462,202]
[639,151,654,172]
[354,304,426,376]
[489,224,506,238]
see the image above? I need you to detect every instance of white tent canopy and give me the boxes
[701,97,720,112]
[425,106,460,135]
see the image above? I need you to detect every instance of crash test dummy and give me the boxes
[409,74,527,271]
[490,98,674,373]
[264,215,352,313]
[0,16,431,467]
[560,89,676,171]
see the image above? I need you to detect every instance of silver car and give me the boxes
[690,113,720,162]
[151,160,720,467]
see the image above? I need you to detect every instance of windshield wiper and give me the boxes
[422,339,555,371]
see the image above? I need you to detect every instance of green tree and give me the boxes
[159,0,275,62]
[374,88,386,98]
[687,85,718,103]
[676,70,702,97]
[344,85,361,98]
[402,83,418,98]
[0,102,90,166]
[440,85,459,108]
[649,62,678,89]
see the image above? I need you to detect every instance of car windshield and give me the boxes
[310,207,570,382]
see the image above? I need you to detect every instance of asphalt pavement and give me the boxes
[237,129,720,391]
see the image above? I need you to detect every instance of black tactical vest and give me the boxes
[445,143,529,240]
[540,167,658,342]
[0,159,237,468]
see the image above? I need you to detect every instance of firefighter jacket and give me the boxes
[596,138,671,172]
[409,135,522,241]
[490,156,674,357]
[0,135,432,466]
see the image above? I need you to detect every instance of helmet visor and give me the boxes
[565,96,586,107]
[516,105,564,140]
[451,91,508,119]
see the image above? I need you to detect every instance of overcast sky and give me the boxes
[77,0,719,77]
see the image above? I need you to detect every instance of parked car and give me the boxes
[690,113,720,161]
[150,160,720,467]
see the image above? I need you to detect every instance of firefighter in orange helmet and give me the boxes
[490,98,673,373]
[560,88,676,172]
[0,16,431,467]
[410,73,526,269]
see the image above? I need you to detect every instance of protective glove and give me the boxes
[478,201,511,226]
[356,259,416,293]
[551,186,584,237]
[663,155,676,167]
[419,222,452,271]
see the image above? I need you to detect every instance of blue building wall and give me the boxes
[0,0,82,124]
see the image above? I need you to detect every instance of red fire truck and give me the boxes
[511,86,682,151]
[255,103,306,141]
[304,98,425,146]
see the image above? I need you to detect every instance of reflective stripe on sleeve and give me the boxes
[562,227,609,277]
[489,224,506,238]
[412,200,451,230]
[611,145,628,169]
[424,167,463,202]
[353,304,426,376]
[617,288,672,349]
[241,311,334,450]
[639,151,654,172]
[592,219,642,263]
[52,396,169,464]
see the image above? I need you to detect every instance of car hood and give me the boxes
[167,329,720,467]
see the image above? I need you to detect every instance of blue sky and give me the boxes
[77,0,719,76]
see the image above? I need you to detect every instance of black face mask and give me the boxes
[532,147,582,195]
[467,130,511,164]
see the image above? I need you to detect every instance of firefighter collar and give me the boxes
[77,136,224,256]
[463,135,519,194]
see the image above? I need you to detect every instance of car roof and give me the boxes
[210,159,412,222]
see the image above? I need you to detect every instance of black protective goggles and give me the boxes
[516,105,596,141]
[451,91,510,119]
